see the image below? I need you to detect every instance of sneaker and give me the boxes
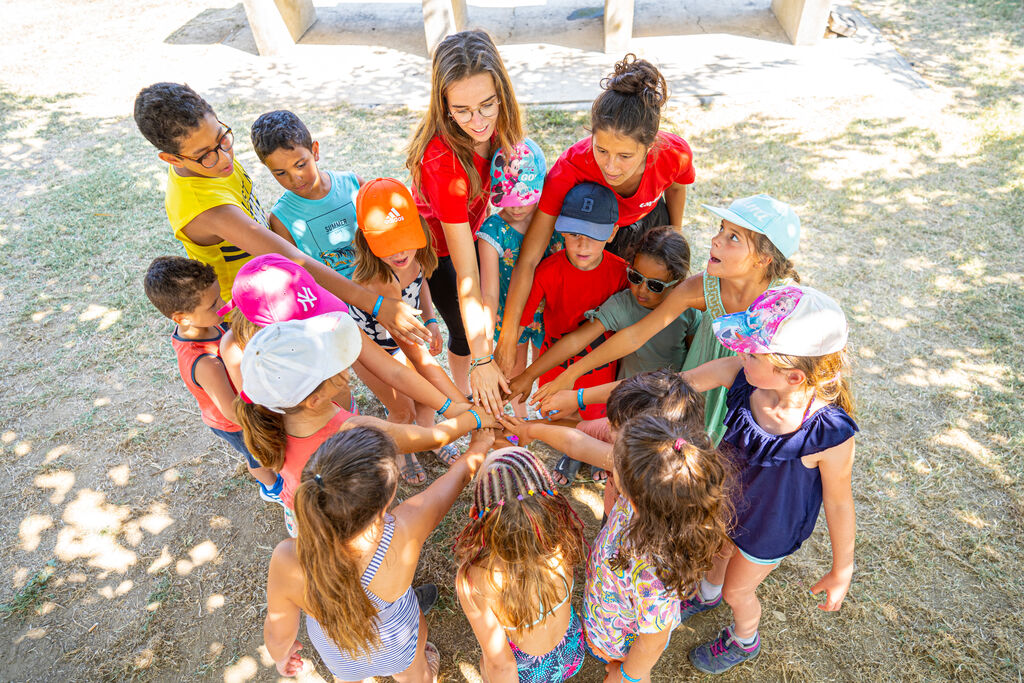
[679,591,722,623]
[258,475,285,507]
[283,507,298,538]
[689,627,760,674]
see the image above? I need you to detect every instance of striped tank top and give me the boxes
[306,515,420,679]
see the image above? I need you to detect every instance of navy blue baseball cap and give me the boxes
[554,182,619,241]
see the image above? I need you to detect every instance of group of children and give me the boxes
[135,66,858,683]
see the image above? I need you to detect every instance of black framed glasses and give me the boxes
[626,267,680,294]
[449,98,500,124]
[177,122,233,168]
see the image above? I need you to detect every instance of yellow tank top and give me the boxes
[165,158,268,302]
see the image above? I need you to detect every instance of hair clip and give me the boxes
[314,473,325,489]
[673,437,687,452]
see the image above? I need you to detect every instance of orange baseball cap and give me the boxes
[356,178,428,257]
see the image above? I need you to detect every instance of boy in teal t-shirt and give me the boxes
[251,110,362,278]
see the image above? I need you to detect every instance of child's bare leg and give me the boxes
[245,463,278,488]
[721,551,779,639]
[392,612,436,683]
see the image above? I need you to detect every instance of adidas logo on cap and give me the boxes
[383,207,404,225]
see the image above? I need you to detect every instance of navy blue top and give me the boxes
[723,371,858,560]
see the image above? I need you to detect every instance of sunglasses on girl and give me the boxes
[626,267,680,294]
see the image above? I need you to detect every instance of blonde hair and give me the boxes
[453,448,586,632]
[406,30,523,200]
[294,428,400,659]
[766,348,854,416]
[352,217,438,285]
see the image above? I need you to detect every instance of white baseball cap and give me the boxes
[240,312,361,412]
[712,285,847,356]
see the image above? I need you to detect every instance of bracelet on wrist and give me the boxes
[577,388,586,411]
[467,408,482,430]
[372,295,383,317]
[437,398,452,417]
[619,663,641,683]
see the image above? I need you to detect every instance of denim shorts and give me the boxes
[210,427,261,469]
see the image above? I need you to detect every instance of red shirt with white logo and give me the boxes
[411,135,491,258]
[538,133,696,226]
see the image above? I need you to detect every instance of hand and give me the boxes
[505,372,534,405]
[810,568,852,611]
[275,640,304,676]
[494,332,519,377]
[427,321,443,356]
[534,389,579,420]
[529,371,575,407]
[470,361,510,417]
[377,297,431,346]
[496,414,534,441]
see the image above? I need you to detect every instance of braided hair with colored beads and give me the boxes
[454,447,587,633]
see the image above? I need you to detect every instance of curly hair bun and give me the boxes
[602,54,668,108]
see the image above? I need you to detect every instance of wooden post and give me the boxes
[771,0,831,45]
[604,0,635,54]
[242,0,316,56]
[423,0,468,56]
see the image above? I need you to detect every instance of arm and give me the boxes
[663,182,688,229]
[264,541,305,676]
[478,238,501,343]
[530,274,706,403]
[268,212,298,247]
[498,416,613,470]
[193,355,239,424]
[810,437,856,611]
[457,567,519,683]
[442,220,508,415]
[356,329,460,409]
[418,277,444,356]
[605,628,672,683]
[344,408,496,454]
[508,318,606,404]
[392,430,493,546]
[678,356,743,394]
[184,205,429,344]
[495,209,558,374]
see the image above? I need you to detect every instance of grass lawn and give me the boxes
[1,0,1022,680]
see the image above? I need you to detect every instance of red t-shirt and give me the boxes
[171,324,238,431]
[412,135,491,258]
[538,133,696,226]
[281,404,355,509]
[520,250,629,419]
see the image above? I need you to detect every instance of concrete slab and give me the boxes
[0,0,929,120]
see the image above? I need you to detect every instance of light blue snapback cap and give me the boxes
[701,194,800,258]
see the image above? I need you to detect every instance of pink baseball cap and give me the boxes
[217,254,348,325]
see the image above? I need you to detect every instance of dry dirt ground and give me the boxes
[0,1,1022,681]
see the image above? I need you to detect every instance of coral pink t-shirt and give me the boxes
[411,135,491,257]
[281,404,355,508]
[538,133,696,226]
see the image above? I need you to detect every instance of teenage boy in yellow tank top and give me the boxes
[133,83,429,346]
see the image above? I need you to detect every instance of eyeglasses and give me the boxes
[449,98,500,124]
[176,122,234,169]
[626,267,680,294]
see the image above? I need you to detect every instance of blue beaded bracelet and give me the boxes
[372,295,383,317]
[619,664,641,683]
[437,398,452,416]
[467,409,482,430]
[577,388,586,411]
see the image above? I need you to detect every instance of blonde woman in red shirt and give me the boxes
[406,30,523,416]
